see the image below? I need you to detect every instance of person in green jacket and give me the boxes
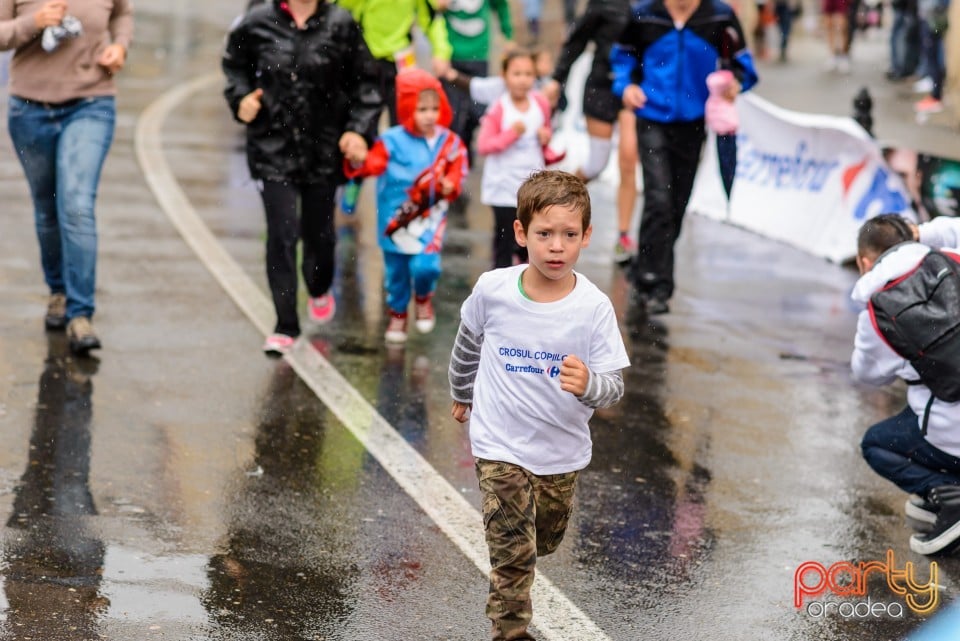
[441,0,513,168]
[339,0,453,136]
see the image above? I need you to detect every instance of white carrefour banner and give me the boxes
[688,93,914,263]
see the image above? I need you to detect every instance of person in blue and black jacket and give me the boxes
[611,0,757,315]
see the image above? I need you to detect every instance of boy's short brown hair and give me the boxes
[857,213,913,258]
[516,170,591,232]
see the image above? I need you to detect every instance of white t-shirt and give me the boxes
[480,93,546,208]
[459,265,631,475]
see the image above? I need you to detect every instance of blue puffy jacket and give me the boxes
[611,0,758,123]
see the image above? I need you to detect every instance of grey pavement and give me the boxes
[1,2,960,640]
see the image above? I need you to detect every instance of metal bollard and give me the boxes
[853,87,874,137]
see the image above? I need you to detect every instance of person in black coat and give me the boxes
[223,0,382,354]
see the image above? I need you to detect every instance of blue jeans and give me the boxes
[8,96,116,320]
[890,9,920,76]
[918,20,945,99]
[383,250,441,315]
[861,405,960,497]
[774,1,795,55]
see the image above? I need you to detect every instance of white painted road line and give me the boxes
[134,71,613,641]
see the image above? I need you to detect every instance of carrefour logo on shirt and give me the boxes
[499,346,566,378]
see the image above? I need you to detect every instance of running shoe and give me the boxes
[910,485,960,555]
[263,333,295,356]
[414,295,436,334]
[385,312,409,344]
[308,293,336,324]
[614,234,637,264]
[914,97,944,114]
[906,494,939,525]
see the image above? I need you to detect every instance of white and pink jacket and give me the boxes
[477,90,562,207]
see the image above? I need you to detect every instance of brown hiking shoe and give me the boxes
[67,316,101,354]
[45,293,67,330]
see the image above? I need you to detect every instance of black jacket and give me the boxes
[222,0,382,184]
[552,0,631,89]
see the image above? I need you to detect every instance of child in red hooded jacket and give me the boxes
[347,69,468,344]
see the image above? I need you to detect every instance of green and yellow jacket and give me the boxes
[338,0,452,61]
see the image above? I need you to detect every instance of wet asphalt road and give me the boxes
[1,2,960,640]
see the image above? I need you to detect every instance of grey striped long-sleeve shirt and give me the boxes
[448,321,625,410]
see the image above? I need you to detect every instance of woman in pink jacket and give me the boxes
[477,49,561,269]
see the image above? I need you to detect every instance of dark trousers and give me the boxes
[491,206,527,269]
[861,405,960,497]
[259,180,337,337]
[918,20,945,100]
[890,9,921,76]
[367,58,399,141]
[632,118,705,301]
[774,1,795,56]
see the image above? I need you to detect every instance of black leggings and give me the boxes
[492,206,527,269]
[259,180,336,337]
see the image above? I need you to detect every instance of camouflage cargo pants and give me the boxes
[475,458,579,641]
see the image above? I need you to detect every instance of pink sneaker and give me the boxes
[914,96,943,114]
[384,312,408,344]
[614,234,637,264]
[308,293,336,324]
[263,333,295,356]
[414,294,436,334]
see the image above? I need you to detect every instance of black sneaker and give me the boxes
[905,494,940,525]
[909,485,960,555]
[44,292,67,330]
[67,317,102,355]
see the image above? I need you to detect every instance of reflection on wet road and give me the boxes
[203,361,358,639]
[5,335,106,639]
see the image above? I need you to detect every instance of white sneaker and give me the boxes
[836,55,850,74]
[913,76,934,93]
[414,295,436,334]
[823,56,838,72]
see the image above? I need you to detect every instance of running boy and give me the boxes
[448,170,630,640]
[347,69,468,343]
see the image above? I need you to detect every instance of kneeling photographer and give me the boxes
[852,214,960,555]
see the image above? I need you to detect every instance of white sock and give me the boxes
[579,136,613,181]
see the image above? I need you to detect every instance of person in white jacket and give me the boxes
[852,213,960,555]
